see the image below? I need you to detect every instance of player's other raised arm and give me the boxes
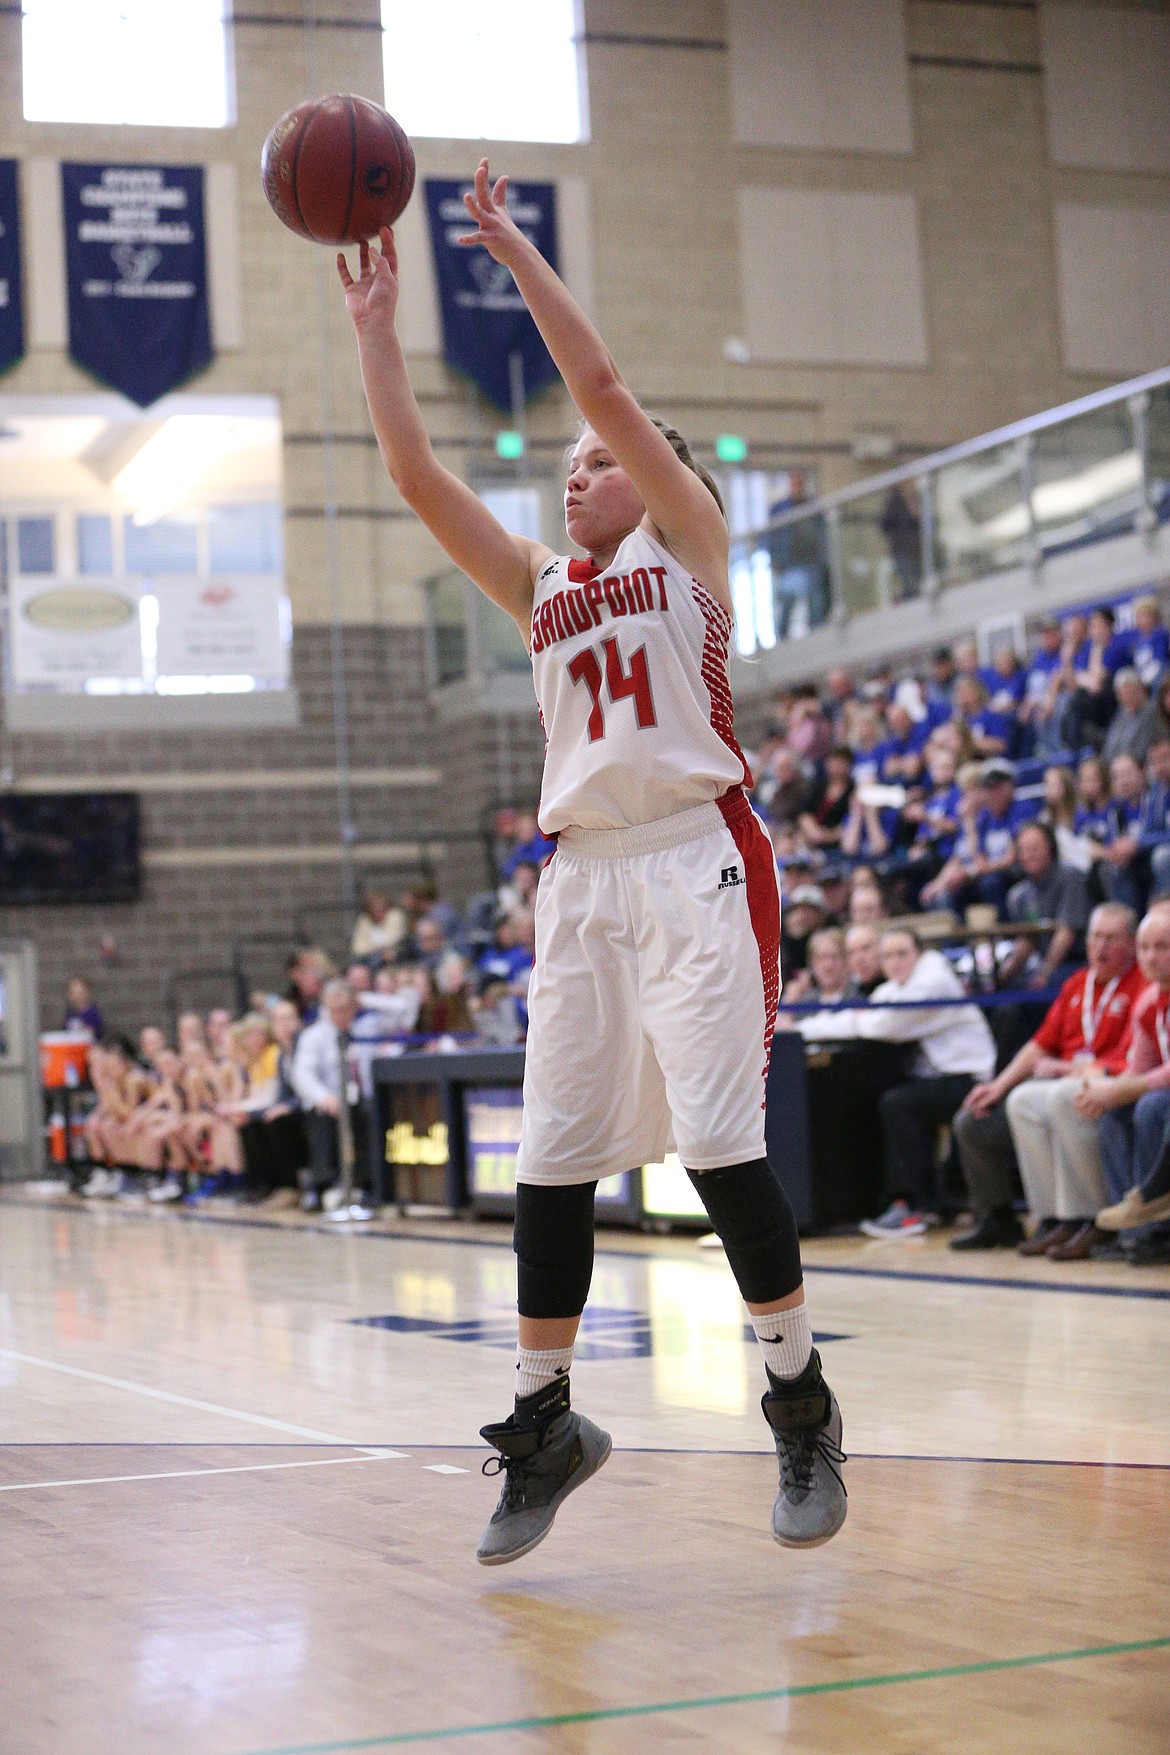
[457,161,730,601]
[338,228,551,632]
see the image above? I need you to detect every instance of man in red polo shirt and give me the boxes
[950,903,1142,1252]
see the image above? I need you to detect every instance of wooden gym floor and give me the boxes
[1,1190,1167,1754]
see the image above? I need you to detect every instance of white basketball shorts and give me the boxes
[515,789,781,1186]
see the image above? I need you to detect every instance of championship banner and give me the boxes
[62,163,212,408]
[424,178,560,410]
[0,160,24,377]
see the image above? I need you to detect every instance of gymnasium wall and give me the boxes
[0,0,1168,1030]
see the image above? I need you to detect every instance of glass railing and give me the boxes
[423,567,528,687]
[730,365,1170,655]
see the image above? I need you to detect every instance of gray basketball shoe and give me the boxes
[476,1375,612,1566]
[761,1349,847,1547]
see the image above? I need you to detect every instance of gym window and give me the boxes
[382,0,587,144]
[21,0,232,128]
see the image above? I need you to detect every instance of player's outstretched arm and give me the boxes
[338,229,550,631]
[458,161,729,600]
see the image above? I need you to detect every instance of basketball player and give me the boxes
[338,160,846,1563]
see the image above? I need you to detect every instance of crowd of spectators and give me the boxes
[759,590,1170,1264]
[56,596,1170,1262]
[67,815,547,1212]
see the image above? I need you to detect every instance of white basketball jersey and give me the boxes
[530,526,750,834]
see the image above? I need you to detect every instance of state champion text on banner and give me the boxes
[424,178,560,411]
[0,160,25,377]
[62,163,213,408]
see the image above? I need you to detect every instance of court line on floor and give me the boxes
[7,1196,1170,1298]
[0,1348,370,1447]
[225,1636,1170,1755]
[3,1442,1168,1468]
[0,1452,408,1493]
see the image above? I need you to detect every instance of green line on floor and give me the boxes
[229,1634,1170,1754]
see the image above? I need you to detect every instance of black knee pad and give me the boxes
[685,1158,802,1302]
[514,1180,597,1318]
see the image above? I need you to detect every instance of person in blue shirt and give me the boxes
[922,646,957,730]
[985,644,1027,715]
[1097,752,1147,910]
[873,701,928,784]
[953,675,1013,758]
[1135,736,1170,901]
[1020,619,1067,757]
[1128,595,1170,689]
[968,758,1041,912]
[1062,606,1130,751]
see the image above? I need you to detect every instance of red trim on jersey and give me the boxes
[567,557,599,583]
[692,583,752,789]
[717,788,780,1101]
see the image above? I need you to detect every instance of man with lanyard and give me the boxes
[1073,903,1170,1243]
[950,904,1142,1253]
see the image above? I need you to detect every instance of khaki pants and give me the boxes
[1004,1079,1105,1223]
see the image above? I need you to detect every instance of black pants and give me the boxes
[240,1111,306,1194]
[951,1102,1019,1219]
[303,1104,371,1191]
[878,1073,974,1209]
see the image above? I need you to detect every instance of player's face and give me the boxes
[565,431,645,551]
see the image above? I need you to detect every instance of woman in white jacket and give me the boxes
[802,928,996,1236]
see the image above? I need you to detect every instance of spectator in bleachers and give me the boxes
[840,783,894,865]
[1038,765,1084,870]
[1074,753,1113,857]
[63,976,103,1039]
[999,820,1091,990]
[786,689,833,764]
[937,757,1038,916]
[799,745,854,855]
[500,810,556,877]
[287,948,330,1023]
[751,744,809,826]
[1019,618,1064,749]
[874,702,927,785]
[950,902,1141,1252]
[904,741,962,877]
[845,924,886,996]
[351,889,406,962]
[1098,754,1147,909]
[1128,594,1170,688]
[1101,669,1159,766]
[847,707,886,784]
[813,927,997,1236]
[919,760,987,911]
[788,929,864,1039]
[823,666,859,741]
[923,646,958,728]
[848,876,889,928]
[986,642,1028,721]
[1063,606,1128,750]
[1134,736,1170,904]
[292,979,369,1211]
[780,884,829,989]
[952,676,1012,759]
[1070,904,1170,1243]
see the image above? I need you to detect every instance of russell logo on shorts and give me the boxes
[718,864,745,890]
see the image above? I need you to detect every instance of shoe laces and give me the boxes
[482,1451,529,1508]
[778,1427,847,1498]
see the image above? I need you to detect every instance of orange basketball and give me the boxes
[261,93,416,244]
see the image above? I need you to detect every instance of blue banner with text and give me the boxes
[63,163,212,407]
[424,177,560,411]
[0,160,24,378]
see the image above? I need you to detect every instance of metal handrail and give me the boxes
[735,363,1170,543]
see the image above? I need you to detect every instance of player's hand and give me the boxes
[336,226,399,327]
[457,158,528,266]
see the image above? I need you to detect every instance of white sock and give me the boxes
[751,1301,813,1381]
[516,1344,574,1402]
